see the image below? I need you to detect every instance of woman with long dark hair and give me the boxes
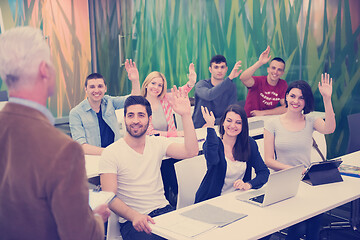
[195,104,269,203]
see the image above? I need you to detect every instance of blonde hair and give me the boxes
[141,71,167,99]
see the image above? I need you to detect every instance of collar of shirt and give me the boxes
[9,97,55,125]
[83,97,108,112]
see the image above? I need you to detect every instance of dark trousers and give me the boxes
[120,205,175,240]
[286,214,322,240]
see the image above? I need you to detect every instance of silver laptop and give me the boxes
[236,165,303,207]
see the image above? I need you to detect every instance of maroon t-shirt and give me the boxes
[244,75,288,117]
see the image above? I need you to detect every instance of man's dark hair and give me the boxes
[124,95,152,117]
[270,57,286,69]
[85,73,105,87]
[209,55,227,67]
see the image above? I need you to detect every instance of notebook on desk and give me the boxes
[236,165,303,207]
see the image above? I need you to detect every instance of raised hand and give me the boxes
[124,59,139,82]
[188,63,197,86]
[258,46,271,65]
[318,73,333,100]
[228,60,242,80]
[201,106,215,127]
[168,86,191,116]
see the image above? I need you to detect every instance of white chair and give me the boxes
[311,131,327,162]
[115,108,125,137]
[174,154,207,209]
[255,138,265,160]
[106,211,122,240]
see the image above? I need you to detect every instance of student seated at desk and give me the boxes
[69,60,140,155]
[195,104,270,203]
[264,76,336,240]
[100,93,198,240]
[125,61,196,137]
[239,46,288,117]
[192,55,242,128]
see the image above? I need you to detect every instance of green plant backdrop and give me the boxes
[0,0,359,158]
[0,0,91,117]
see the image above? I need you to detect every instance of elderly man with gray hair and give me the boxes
[0,26,109,240]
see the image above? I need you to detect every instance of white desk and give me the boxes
[152,176,360,240]
[85,155,101,179]
[0,101,8,110]
[338,151,360,167]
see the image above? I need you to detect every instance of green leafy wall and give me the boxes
[107,0,359,158]
[0,0,91,117]
[0,0,359,158]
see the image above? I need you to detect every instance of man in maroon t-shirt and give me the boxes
[240,46,288,117]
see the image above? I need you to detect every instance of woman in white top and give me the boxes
[264,73,336,240]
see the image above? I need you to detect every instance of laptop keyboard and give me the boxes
[249,194,265,203]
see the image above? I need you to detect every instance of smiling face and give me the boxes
[286,88,305,112]
[146,77,164,98]
[222,111,243,137]
[85,78,107,103]
[124,104,150,138]
[209,62,228,81]
[267,60,285,85]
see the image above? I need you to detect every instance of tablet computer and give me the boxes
[302,158,343,186]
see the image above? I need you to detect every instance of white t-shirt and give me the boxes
[221,157,247,195]
[99,136,172,223]
[265,115,318,168]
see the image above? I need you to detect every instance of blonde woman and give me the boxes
[126,61,196,137]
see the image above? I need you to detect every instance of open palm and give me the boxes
[188,63,197,86]
[201,106,215,127]
[124,59,139,82]
[318,73,333,99]
[169,86,191,116]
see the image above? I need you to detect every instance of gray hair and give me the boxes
[0,26,52,89]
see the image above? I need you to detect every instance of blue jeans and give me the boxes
[286,214,322,240]
[120,205,175,240]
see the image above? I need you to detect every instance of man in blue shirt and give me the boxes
[70,60,140,155]
[192,55,242,128]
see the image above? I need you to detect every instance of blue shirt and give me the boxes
[69,95,128,147]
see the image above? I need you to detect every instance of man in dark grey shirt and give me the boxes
[192,55,242,128]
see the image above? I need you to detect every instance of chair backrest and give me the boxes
[347,113,360,154]
[174,154,207,209]
[115,108,125,137]
[106,211,122,240]
[255,138,265,160]
[311,131,327,163]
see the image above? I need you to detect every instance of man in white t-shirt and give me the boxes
[100,89,198,240]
